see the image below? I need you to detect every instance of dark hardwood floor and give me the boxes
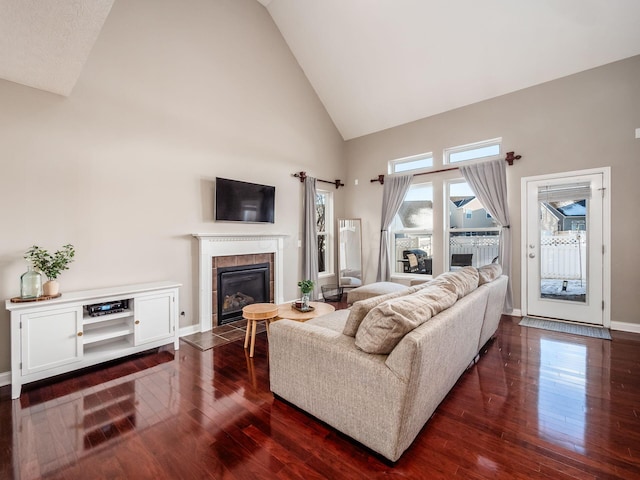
[2,315,640,479]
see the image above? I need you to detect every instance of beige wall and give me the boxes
[345,55,640,327]
[0,0,345,373]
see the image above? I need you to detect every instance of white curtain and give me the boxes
[460,159,513,312]
[376,175,413,282]
[303,176,319,299]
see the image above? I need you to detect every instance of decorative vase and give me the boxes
[301,292,310,310]
[43,280,60,296]
[20,265,43,299]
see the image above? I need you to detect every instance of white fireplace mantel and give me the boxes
[193,233,287,331]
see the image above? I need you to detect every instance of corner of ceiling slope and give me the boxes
[0,0,115,96]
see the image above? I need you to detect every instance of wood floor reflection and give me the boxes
[1,315,639,479]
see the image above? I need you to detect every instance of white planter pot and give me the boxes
[43,280,60,296]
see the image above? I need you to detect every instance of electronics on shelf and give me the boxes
[86,299,129,317]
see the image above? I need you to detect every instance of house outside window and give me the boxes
[390,182,433,275]
[448,181,499,270]
[316,190,333,275]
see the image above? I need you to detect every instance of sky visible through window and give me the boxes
[449,144,500,163]
[449,182,474,197]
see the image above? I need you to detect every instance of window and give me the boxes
[445,138,501,165]
[390,183,433,275]
[389,152,433,174]
[447,181,500,270]
[316,190,333,275]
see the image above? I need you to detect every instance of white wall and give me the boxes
[0,0,345,373]
[345,56,640,326]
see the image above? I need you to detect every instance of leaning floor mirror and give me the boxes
[337,218,363,288]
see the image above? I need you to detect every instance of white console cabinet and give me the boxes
[6,281,180,399]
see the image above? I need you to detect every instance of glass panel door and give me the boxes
[525,173,603,325]
[538,182,590,303]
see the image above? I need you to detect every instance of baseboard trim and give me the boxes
[179,324,201,337]
[510,309,523,318]
[0,371,10,388]
[610,321,640,334]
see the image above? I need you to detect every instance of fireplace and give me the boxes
[193,234,286,332]
[217,263,270,325]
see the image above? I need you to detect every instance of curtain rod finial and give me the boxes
[505,152,522,166]
[370,174,385,185]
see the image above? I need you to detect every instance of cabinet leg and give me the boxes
[12,382,21,400]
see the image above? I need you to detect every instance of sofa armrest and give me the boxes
[269,319,409,460]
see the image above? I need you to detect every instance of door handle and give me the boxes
[529,253,535,258]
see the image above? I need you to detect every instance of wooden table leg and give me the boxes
[249,319,259,357]
[244,319,251,349]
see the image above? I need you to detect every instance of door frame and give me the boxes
[520,167,611,328]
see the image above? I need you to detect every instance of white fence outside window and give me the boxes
[540,233,587,280]
[449,234,499,267]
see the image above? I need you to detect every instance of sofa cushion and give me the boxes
[343,286,416,337]
[306,309,350,333]
[477,263,502,285]
[346,281,409,304]
[354,283,458,355]
[431,266,479,299]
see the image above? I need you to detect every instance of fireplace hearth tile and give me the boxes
[181,318,257,352]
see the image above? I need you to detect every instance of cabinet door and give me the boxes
[21,306,83,375]
[134,291,175,345]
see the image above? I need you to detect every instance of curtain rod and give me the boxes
[293,171,345,189]
[370,151,522,185]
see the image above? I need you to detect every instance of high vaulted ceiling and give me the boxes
[1,1,639,139]
[0,0,114,96]
[261,0,640,139]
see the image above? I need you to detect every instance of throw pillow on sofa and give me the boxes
[431,266,479,299]
[354,283,458,355]
[477,263,502,285]
[343,286,417,337]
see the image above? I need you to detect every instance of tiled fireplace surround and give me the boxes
[213,253,275,326]
[194,234,286,332]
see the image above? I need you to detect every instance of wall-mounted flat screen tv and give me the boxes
[215,177,275,223]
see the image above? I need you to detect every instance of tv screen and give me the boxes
[215,177,275,223]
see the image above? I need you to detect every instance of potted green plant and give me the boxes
[24,244,75,296]
[297,279,314,309]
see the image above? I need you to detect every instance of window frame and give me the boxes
[444,138,502,166]
[316,189,334,277]
[389,181,434,278]
[388,152,434,175]
[446,179,500,271]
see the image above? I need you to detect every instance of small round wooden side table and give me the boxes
[242,303,279,358]
[276,301,335,322]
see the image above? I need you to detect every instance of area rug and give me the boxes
[519,317,611,340]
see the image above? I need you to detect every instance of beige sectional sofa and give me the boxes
[269,265,508,462]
